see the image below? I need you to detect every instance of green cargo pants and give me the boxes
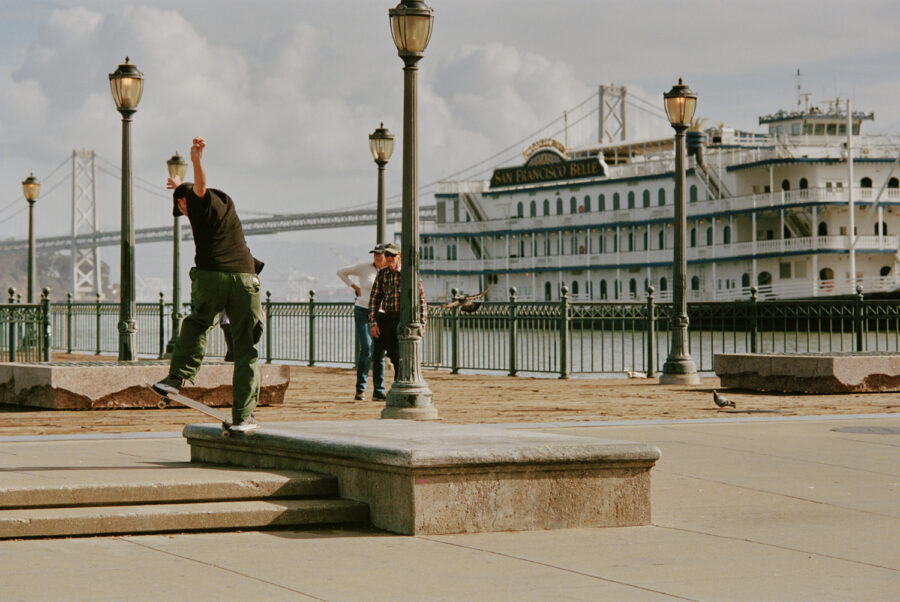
[168,268,263,422]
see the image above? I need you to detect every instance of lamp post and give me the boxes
[660,78,700,384]
[22,173,40,304]
[383,0,438,419]
[165,151,188,355]
[369,123,395,245]
[109,57,144,361]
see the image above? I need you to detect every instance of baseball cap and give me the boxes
[382,242,401,256]
[369,243,385,254]
[172,182,193,217]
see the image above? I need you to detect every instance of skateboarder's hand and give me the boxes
[166,176,182,190]
[350,284,361,297]
[371,323,380,338]
[190,137,206,162]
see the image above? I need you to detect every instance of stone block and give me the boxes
[714,352,900,393]
[184,420,660,535]
[0,361,289,409]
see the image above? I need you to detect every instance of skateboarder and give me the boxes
[153,137,264,432]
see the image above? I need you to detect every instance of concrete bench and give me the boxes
[714,352,900,393]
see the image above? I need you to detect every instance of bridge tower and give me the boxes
[70,150,102,299]
[598,84,627,143]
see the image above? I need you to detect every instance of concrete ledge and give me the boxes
[714,352,900,393]
[0,361,289,409]
[184,420,660,535]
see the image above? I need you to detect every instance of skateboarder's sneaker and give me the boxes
[151,377,184,397]
[230,415,259,433]
[372,392,387,401]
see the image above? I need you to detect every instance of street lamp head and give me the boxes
[22,173,40,202]
[166,151,188,180]
[663,78,697,129]
[369,122,395,164]
[389,0,434,57]
[109,57,144,113]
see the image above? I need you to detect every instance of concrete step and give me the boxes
[0,498,369,539]
[1,468,338,509]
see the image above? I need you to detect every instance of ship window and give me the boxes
[629,279,637,297]
[880,266,892,277]
[544,282,552,301]
[570,197,577,214]
[779,262,792,279]
[690,276,700,291]
[584,195,591,212]
[741,273,750,288]
[690,227,697,247]
[658,230,665,249]
[689,185,698,203]
[600,280,607,300]
[627,231,634,252]
[819,268,834,281]
[803,123,813,135]
[839,124,846,135]
[628,191,635,209]
[818,222,828,236]
[598,194,606,211]
[875,222,888,235]
[861,177,873,188]
[658,188,666,206]
[889,178,899,188]
[758,271,772,286]
[791,123,801,135]
[852,123,860,135]
[571,281,579,296]
[706,227,713,246]
[814,123,825,135]
[516,202,523,218]
[659,277,667,292]
[556,198,563,215]
[781,179,790,191]
[776,125,784,135]
[643,230,648,250]
[612,233,618,252]
[799,178,808,189]
[783,226,792,239]
[530,200,537,217]
[643,190,650,208]
[613,192,620,210]
[827,123,837,135]
[723,226,731,244]
[543,199,550,216]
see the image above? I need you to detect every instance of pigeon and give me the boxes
[440,288,489,313]
[624,370,647,379]
[713,390,736,408]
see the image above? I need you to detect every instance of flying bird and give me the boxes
[440,288,489,313]
[713,390,736,408]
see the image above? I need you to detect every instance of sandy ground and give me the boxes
[1,353,898,436]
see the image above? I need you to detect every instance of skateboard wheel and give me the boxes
[221,429,231,438]
[157,399,167,409]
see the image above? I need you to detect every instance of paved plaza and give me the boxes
[1,413,897,601]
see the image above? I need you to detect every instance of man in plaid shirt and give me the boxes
[368,243,427,395]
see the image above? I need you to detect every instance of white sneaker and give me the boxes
[230,416,259,432]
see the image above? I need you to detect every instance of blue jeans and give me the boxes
[355,306,384,395]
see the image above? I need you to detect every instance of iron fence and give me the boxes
[3,285,899,377]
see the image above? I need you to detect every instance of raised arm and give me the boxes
[190,137,207,197]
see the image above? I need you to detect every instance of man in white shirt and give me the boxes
[336,245,387,400]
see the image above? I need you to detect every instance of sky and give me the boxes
[1,0,899,298]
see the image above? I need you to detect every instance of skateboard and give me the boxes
[145,380,236,438]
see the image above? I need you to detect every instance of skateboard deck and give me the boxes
[145,380,236,437]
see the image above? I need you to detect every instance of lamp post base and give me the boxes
[659,359,700,385]
[381,405,440,420]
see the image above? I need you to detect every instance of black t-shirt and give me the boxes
[185,187,257,273]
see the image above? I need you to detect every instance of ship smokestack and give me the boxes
[686,130,706,165]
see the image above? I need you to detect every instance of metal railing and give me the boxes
[3,286,899,378]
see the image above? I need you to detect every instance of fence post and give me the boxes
[559,285,569,379]
[855,285,865,352]
[95,293,102,356]
[158,292,166,359]
[8,288,16,363]
[66,293,73,355]
[646,286,656,378]
[508,287,518,377]
[308,290,316,366]
[41,288,51,362]
[749,287,759,353]
[265,291,273,364]
[450,288,460,374]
